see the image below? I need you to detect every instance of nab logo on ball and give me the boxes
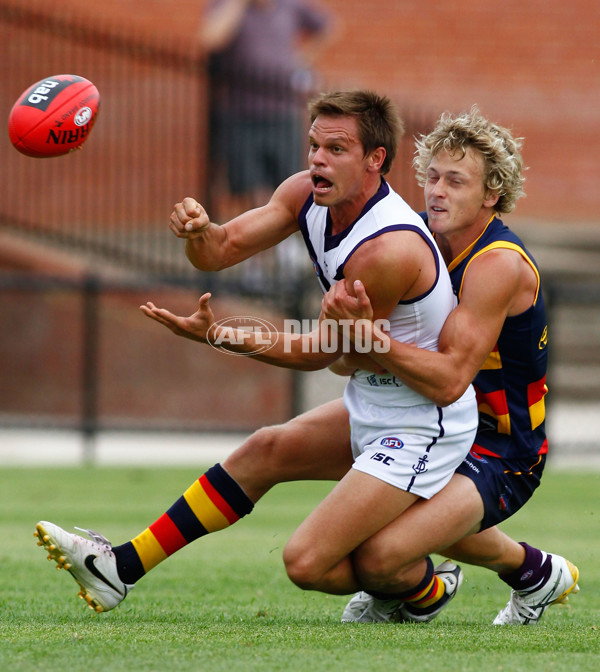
[380,437,404,449]
[20,78,76,111]
[8,74,100,158]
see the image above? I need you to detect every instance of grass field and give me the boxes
[1,465,598,671]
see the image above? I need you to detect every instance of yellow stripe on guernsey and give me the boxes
[446,215,495,275]
[480,346,502,370]
[455,241,541,302]
[528,377,548,430]
[131,529,168,572]
[530,395,546,430]
[181,479,231,532]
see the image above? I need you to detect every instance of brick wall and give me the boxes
[33,0,600,224]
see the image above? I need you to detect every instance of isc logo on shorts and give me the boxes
[380,437,404,449]
[371,452,395,465]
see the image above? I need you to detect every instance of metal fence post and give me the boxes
[81,274,100,464]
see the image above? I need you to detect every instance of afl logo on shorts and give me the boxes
[380,437,404,449]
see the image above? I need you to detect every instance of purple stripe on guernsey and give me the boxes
[298,193,330,291]
[297,178,440,304]
[334,224,441,304]
[323,179,391,252]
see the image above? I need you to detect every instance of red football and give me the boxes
[8,74,100,158]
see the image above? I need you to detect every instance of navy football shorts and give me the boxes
[455,448,546,530]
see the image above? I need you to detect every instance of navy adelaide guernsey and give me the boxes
[424,214,549,462]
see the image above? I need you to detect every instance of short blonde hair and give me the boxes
[413,106,526,213]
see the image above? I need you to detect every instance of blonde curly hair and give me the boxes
[413,106,526,213]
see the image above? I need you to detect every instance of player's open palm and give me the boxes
[140,293,215,343]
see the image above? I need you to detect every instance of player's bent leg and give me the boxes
[341,473,484,623]
[35,400,353,612]
[224,398,352,501]
[351,473,483,589]
[441,526,527,572]
[283,468,419,595]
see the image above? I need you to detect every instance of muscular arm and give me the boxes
[142,228,431,372]
[169,172,310,271]
[323,248,537,406]
[141,292,343,371]
[341,229,434,323]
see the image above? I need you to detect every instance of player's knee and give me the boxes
[225,425,283,481]
[282,540,324,590]
[353,552,398,586]
[352,545,415,590]
[241,425,277,457]
[247,425,289,467]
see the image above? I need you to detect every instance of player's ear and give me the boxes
[368,147,386,173]
[483,189,500,209]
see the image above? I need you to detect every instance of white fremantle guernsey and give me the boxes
[298,178,459,407]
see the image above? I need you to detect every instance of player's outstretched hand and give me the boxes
[140,293,216,343]
[169,197,211,239]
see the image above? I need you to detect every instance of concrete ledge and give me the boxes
[1,399,599,469]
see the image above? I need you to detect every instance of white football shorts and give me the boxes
[344,383,478,500]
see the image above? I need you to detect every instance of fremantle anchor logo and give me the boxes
[412,454,429,474]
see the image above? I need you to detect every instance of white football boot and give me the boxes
[493,554,580,625]
[341,591,403,623]
[341,560,463,623]
[396,560,463,623]
[35,520,132,612]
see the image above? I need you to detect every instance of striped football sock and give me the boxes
[368,556,444,611]
[398,557,446,611]
[112,464,254,584]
